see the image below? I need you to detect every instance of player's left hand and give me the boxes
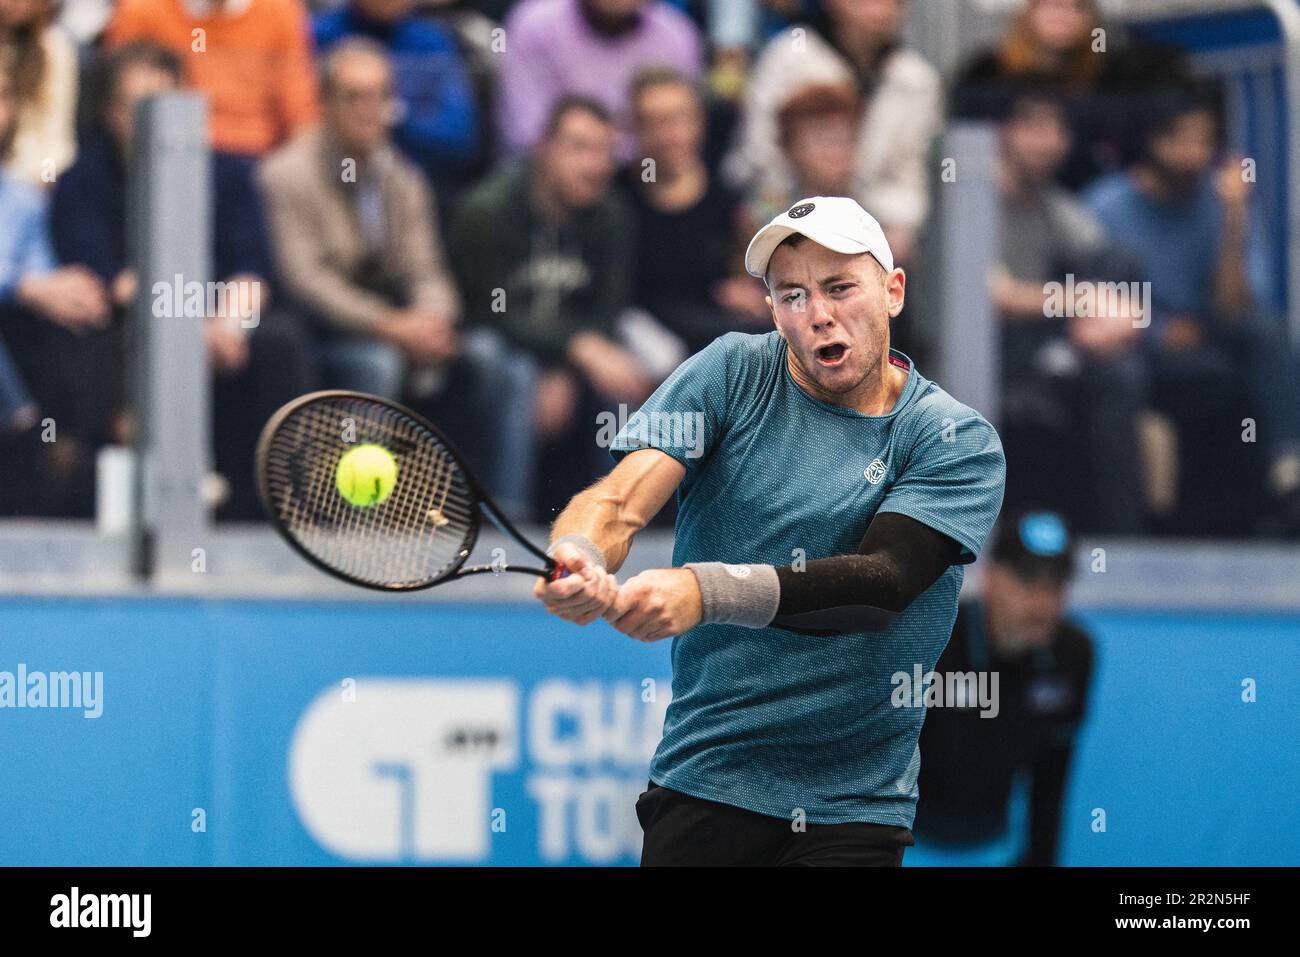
[603,568,703,642]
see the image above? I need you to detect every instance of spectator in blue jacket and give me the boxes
[50,41,316,521]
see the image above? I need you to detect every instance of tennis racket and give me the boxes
[255,390,567,591]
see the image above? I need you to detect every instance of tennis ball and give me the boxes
[335,443,398,507]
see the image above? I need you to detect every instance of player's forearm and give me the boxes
[548,482,643,574]
[548,451,685,574]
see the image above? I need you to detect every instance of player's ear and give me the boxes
[765,293,780,328]
[886,268,906,318]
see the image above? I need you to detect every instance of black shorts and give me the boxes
[636,781,915,867]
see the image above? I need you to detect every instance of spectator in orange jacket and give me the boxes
[105,0,319,157]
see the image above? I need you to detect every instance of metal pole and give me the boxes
[127,93,212,584]
[935,121,1001,424]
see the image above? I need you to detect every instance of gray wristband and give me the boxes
[684,562,780,628]
[547,533,606,571]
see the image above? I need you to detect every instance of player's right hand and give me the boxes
[533,541,618,626]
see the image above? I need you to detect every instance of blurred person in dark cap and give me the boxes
[910,509,1095,866]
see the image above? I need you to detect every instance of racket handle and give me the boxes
[550,563,570,581]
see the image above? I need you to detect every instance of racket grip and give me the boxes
[550,563,570,581]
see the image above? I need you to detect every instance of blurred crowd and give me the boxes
[1,0,1299,535]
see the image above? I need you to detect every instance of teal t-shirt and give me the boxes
[610,331,1006,827]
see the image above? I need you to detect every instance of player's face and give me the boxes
[766,241,905,403]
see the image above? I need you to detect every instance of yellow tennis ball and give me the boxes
[335,443,398,507]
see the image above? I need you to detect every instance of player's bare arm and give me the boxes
[533,448,686,625]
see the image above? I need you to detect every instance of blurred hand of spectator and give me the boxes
[111,270,138,309]
[374,309,459,365]
[16,267,110,333]
[533,367,580,441]
[712,275,770,324]
[989,264,1048,320]
[1068,309,1138,357]
[204,318,251,376]
[567,331,654,404]
[1160,314,1204,352]
[1215,154,1252,216]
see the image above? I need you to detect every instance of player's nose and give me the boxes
[807,295,835,328]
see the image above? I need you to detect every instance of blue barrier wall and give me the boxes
[0,598,1295,865]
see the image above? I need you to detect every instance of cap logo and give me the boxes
[1020,513,1068,556]
[787,202,815,219]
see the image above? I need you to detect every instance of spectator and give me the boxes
[495,0,703,162]
[618,66,763,356]
[913,510,1094,867]
[50,41,316,521]
[0,0,78,184]
[0,69,34,436]
[991,88,1147,534]
[313,0,480,205]
[743,81,860,225]
[1085,88,1300,535]
[450,95,655,519]
[260,37,461,401]
[0,63,109,515]
[722,0,941,265]
[952,0,1188,190]
[106,0,319,157]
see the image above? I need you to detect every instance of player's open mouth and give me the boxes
[814,343,849,366]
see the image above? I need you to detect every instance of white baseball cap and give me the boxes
[744,196,894,280]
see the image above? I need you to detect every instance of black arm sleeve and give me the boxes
[769,512,965,636]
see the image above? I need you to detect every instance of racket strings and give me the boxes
[261,397,478,588]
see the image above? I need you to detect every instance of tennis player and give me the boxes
[534,196,1006,866]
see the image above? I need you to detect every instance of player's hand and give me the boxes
[603,568,703,642]
[533,541,618,625]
